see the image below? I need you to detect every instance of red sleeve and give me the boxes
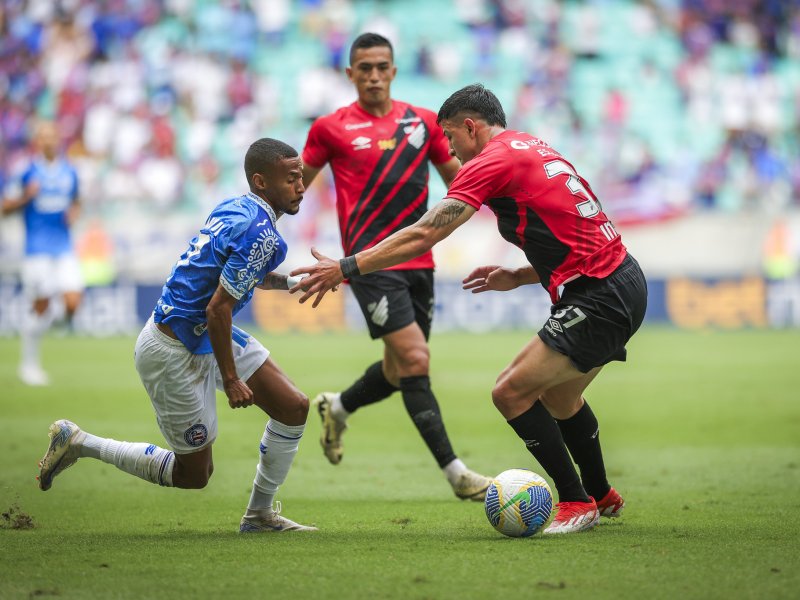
[302,118,331,169]
[425,112,453,166]
[444,143,510,209]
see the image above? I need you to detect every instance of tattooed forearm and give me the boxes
[424,199,467,228]
[262,273,289,290]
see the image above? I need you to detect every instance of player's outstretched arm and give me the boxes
[462,265,541,294]
[257,272,307,291]
[291,199,476,307]
[1,181,39,215]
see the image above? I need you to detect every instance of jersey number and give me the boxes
[553,306,587,328]
[544,160,601,218]
[176,233,210,267]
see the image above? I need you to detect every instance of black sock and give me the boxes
[507,401,589,503]
[340,361,398,414]
[556,401,610,500]
[399,375,456,468]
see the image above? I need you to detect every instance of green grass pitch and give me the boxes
[1,327,798,599]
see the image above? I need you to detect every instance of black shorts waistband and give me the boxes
[565,253,641,293]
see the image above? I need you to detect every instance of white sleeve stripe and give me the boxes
[220,276,244,300]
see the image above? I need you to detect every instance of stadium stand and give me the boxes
[0,0,798,285]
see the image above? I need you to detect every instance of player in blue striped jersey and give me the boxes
[37,138,318,533]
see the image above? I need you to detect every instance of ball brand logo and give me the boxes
[378,138,396,151]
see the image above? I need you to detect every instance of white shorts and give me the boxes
[134,317,270,454]
[22,253,84,300]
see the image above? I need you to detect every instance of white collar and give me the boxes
[246,191,277,224]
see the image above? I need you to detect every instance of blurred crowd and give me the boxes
[1,0,799,281]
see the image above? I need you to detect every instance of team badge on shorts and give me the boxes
[184,423,208,447]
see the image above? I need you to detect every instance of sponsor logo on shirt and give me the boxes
[510,137,552,151]
[345,121,372,130]
[395,117,422,124]
[351,136,372,150]
[378,138,397,151]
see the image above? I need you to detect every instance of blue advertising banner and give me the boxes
[1,276,799,336]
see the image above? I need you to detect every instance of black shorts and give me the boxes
[537,254,648,373]
[349,269,435,340]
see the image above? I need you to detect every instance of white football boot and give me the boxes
[313,392,347,465]
[38,420,84,491]
[239,502,318,533]
[451,469,492,501]
[19,364,50,386]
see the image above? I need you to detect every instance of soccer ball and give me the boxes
[484,468,553,537]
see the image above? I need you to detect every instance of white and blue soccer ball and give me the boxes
[484,468,553,537]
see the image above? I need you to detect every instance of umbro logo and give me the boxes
[351,136,371,150]
[548,319,563,333]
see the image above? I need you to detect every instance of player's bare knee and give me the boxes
[295,391,310,419]
[281,390,309,425]
[492,377,534,418]
[396,347,430,378]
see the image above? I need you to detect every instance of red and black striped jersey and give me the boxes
[302,100,452,270]
[446,130,626,303]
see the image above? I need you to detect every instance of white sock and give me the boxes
[78,432,174,486]
[21,310,50,368]
[246,420,304,515]
[442,458,468,485]
[330,393,350,422]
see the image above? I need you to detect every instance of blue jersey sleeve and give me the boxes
[219,217,286,300]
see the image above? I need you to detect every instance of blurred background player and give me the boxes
[301,32,491,501]
[38,138,316,533]
[292,84,647,534]
[2,120,83,386]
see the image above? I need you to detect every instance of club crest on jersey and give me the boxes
[351,136,371,150]
[184,424,208,447]
[378,138,396,151]
[406,124,426,149]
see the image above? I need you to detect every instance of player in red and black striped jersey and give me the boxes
[300,33,492,501]
[293,84,648,534]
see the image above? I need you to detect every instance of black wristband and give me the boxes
[340,255,361,279]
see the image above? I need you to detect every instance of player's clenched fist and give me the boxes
[224,378,254,409]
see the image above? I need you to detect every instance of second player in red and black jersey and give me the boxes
[300,33,492,502]
[304,100,452,267]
